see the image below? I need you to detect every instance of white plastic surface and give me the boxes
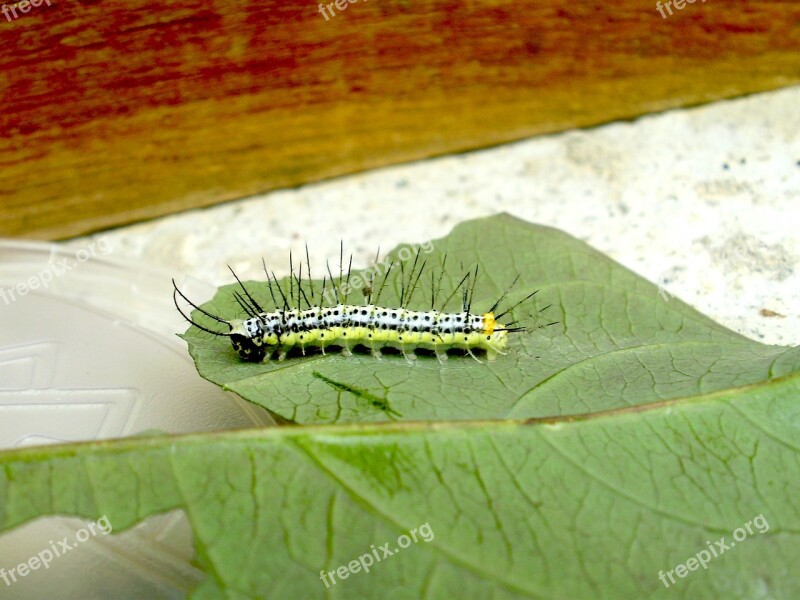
[0,239,272,599]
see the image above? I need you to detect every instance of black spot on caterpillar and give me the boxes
[174,244,556,364]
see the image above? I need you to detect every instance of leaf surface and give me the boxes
[2,214,798,599]
[180,214,800,424]
[1,370,799,598]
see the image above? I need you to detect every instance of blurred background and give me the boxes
[0,0,798,236]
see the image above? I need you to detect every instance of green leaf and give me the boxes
[1,370,799,598]
[180,214,800,425]
[2,214,797,598]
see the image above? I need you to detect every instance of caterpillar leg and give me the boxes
[401,346,417,364]
[466,348,484,364]
[486,340,508,361]
[317,330,330,355]
[341,346,353,357]
[435,349,448,364]
[278,349,289,361]
[371,345,383,360]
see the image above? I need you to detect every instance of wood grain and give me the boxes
[1,0,798,239]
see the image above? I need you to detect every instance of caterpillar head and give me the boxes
[229,319,268,362]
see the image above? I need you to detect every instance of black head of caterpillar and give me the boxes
[173,245,557,364]
[230,332,268,363]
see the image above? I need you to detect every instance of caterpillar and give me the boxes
[174,246,553,363]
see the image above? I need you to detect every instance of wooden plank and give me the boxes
[1,0,798,239]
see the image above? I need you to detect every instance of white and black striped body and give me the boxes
[228,304,508,362]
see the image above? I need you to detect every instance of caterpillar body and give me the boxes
[174,246,550,364]
[225,305,507,362]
